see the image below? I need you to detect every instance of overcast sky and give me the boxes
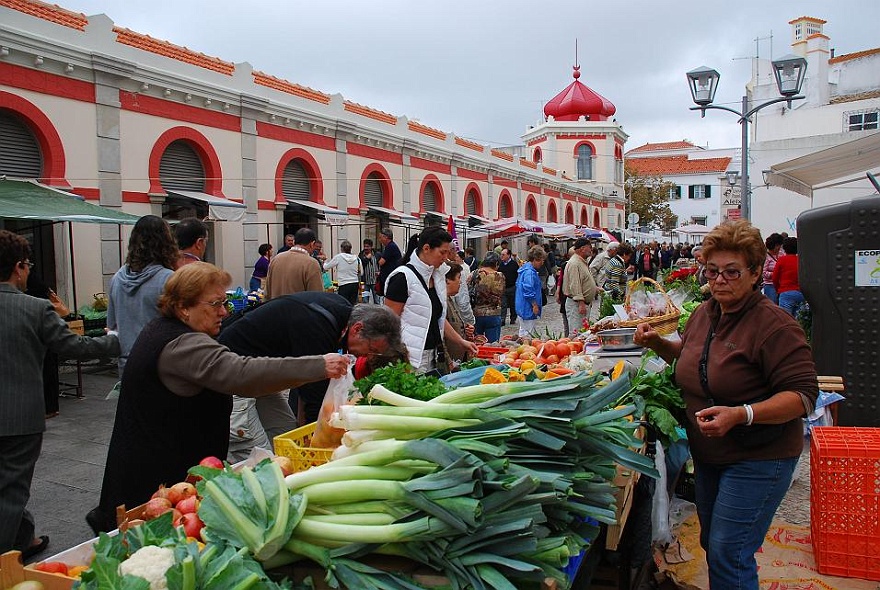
[57,1,877,152]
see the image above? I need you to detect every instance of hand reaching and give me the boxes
[323,353,349,379]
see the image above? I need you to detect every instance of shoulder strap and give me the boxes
[697,315,719,405]
[307,301,340,334]
[405,263,431,293]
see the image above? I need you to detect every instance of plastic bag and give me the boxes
[547,274,556,290]
[310,368,355,449]
[651,441,674,545]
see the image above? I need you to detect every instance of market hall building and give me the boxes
[0,0,626,303]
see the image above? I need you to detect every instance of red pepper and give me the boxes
[34,561,69,575]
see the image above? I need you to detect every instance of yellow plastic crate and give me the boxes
[273,422,333,472]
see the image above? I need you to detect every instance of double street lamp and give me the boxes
[686,55,808,221]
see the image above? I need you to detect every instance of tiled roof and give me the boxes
[830,88,880,104]
[542,166,557,176]
[252,71,331,104]
[1,0,87,30]
[408,121,446,141]
[626,155,732,176]
[113,27,235,75]
[788,16,826,25]
[343,101,396,125]
[491,149,514,162]
[520,159,537,169]
[829,47,880,64]
[454,137,484,152]
[627,141,697,154]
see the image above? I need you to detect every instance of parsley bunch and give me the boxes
[354,361,448,403]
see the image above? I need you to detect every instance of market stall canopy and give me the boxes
[286,199,349,225]
[673,223,712,236]
[0,178,140,224]
[476,217,543,239]
[575,226,616,242]
[165,190,246,222]
[539,222,577,239]
[367,205,418,223]
[765,132,880,198]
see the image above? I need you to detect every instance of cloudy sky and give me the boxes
[58,1,877,152]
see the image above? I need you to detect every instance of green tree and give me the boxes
[624,164,678,230]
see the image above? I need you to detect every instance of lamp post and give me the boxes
[686,55,808,221]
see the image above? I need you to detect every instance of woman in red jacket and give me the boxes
[772,236,803,317]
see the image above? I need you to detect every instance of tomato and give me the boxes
[176,495,200,515]
[35,561,69,575]
[546,354,560,364]
[199,456,224,469]
[180,513,204,539]
[569,341,584,353]
[542,342,557,357]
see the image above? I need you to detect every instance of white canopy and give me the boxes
[765,132,880,198]
[674,223,712,236]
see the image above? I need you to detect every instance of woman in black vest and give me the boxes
[86,262,349,534]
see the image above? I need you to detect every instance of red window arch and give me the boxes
[417,174,445,213]
[0,91,67,186]
[358,163,394,209]
[565,203,574,224]
[275,148,324,204]
[533,147,542,163]
[463,183,483,217]
[498,191,514,219]
[547,200,558,223]
[580,207,589,226]
[593,209,601,228]
[149,127,225,197]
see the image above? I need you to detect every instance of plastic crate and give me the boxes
[810,426,880,581]
[475,345,508,360]
[273,422,333,473]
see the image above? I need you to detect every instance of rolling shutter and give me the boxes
[159,141,205,191]
[364,172,384,207]
[282,159,311,201]
[422,182,437,211]
[0,112,42,178]
[499,198,511,218]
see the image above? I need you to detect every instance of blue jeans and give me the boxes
[475,315,502,344]
[761,284,777,305]
[778,290,804,317]
[695,457,797,590]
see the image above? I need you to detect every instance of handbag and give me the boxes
[698,315,787,449]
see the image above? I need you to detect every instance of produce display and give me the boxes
[23,354,684,590]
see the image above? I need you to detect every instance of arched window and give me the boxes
[565,204,574,224]
[422,182,438,212]
[499,193,512,218]
[282,159,310,201]
[159,140,205,191]
[465,188,479,216]
[547,201,558,223]
[525,198,537,221]
[0,111,42,177]
[580,207,588,226]
[533,147,542,164]
[364,171,384,207]
[577,144,593,180]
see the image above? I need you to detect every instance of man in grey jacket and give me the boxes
[0,230,120,558]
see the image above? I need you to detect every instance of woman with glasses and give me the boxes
[87,262,350,534]
[634,220,817,590]
[107,215,179,376]
[0,230,119,558]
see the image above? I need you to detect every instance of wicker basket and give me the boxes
[618,277,680,335]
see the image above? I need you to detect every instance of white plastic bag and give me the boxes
[651,441,674,545]
[311,369,355,449]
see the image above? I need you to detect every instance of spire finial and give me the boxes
[573,39,580,79]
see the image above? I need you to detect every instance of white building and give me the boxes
[0,0,625,303]
[748,16,880,235]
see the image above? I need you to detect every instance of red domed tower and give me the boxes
[522,63,628,230]
[543,66,616,122]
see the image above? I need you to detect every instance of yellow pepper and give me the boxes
[68,565,89,578]
[481,367,508,384]
[520,360,537,373]
[611,360,626,381]
[507,369,526,382]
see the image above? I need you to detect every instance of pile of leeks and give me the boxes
[260,370,658,589]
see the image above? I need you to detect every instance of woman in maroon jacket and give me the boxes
[634,220,817,590]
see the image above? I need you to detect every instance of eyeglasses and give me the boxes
[21,260,35,269]
[366,339,388,357]
[704,267,747,281]
[200,299,228,309]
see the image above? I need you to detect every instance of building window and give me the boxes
[847,110,879,132]
[533,147,542,163]
[688,185,711,199]
[668,186,682,200]
[692,216,707,226]
[576,144,593,180]
[794,23,802,40]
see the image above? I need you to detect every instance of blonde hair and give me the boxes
[701,220,766,272]
[157,262,232,317]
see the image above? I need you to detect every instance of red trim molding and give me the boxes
[547,200,558,223]
[565,203,575,224]
[257,121,335,151]
[417,174,445,213]
[411,156,451,175]
[0,90,67,186]
[120,91,239,132]
[0,62,95,103]
[70,187,99,200]
[457,167,487,182]
[274,148,324,205]
[122,191,151,203]
[148,126,224,197]
[522,182,541,194]
[358,163,394,209]
[497,190,514,219]
[494,178,517,190]
[580,207,589,225]
[463,182,483,217]
[573,140,598,157]
[348,142,403,165]
[258,200,277,210]
[524,195,538,221]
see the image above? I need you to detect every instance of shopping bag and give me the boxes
[310,368,355,449]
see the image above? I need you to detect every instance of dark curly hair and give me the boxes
[0,230,31,281]
[126,215,179,273]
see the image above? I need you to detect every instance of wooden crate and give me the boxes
[66,319,84,336]
[606,423,646,550]
[1,551,74,590]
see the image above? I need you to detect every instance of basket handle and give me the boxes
[624,276,673,309]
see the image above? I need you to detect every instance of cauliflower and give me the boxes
[118,545,175,590]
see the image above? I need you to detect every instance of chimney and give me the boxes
[789,16,830,105]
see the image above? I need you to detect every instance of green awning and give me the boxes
[0,178,140,224]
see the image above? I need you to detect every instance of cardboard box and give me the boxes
[66,320,84,336]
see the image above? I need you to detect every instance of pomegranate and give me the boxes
[152,485,182,506]
[176,495,200,515]
[180,512,204,539]
[143,497,172,520]
[199,456,224,469]
[169,481,197,502]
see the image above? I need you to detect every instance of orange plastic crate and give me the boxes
[273,422,333,473]
[810,426,880,581]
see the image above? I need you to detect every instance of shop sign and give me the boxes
[855,249,880,287]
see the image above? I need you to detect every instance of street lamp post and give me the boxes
[686,55,808,221]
